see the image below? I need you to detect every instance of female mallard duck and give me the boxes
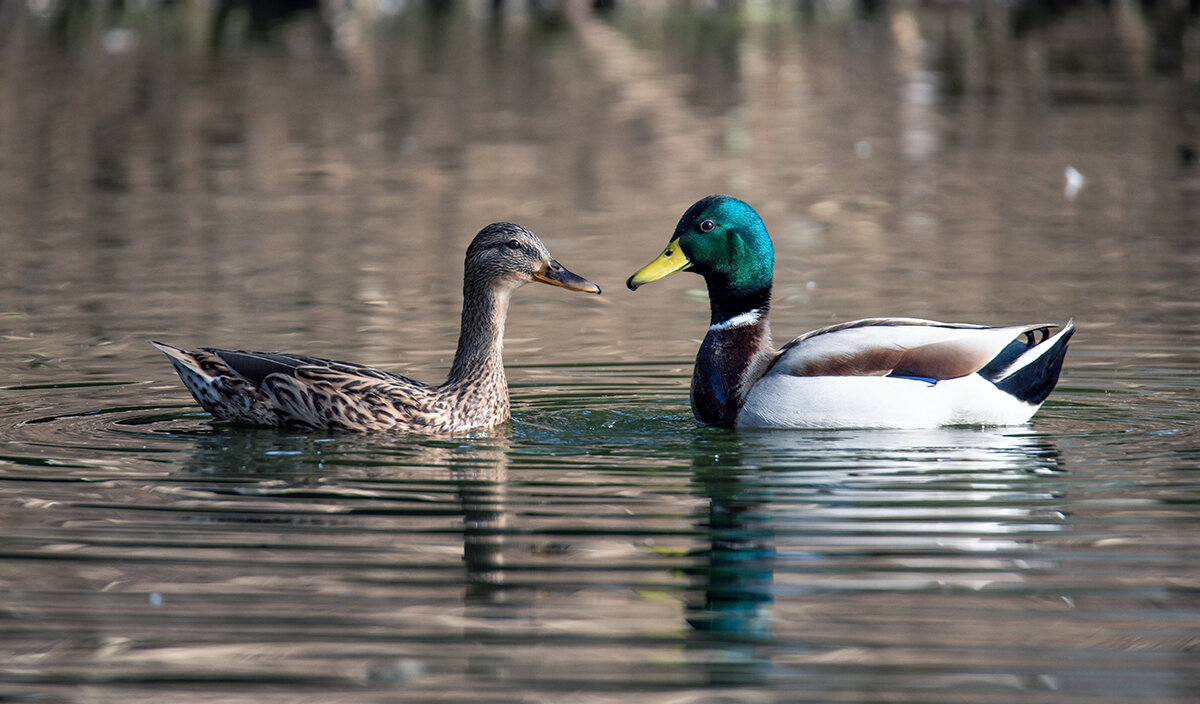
[627,195,1074,429]
[153,223,600,433]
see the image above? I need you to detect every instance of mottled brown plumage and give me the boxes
[153,223,600,433]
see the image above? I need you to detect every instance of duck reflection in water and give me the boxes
[177,428,509,592]
[686,443,777,687]
[682,428,1067,686]
[174,426,512,605]
[449,444,509,605]
[688,467,776,640]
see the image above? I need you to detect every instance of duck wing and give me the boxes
[152,342,434,431]
[205,348,417,385]
[767,317,1061,382]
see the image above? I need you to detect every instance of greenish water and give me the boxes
[3,2,1200,702]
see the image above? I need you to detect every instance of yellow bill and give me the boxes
[626,243,691,290]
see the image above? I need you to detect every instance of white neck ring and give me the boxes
[709,309,762,332]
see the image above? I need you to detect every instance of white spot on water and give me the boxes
[103,28,138,55]
[1064,166,1085,199]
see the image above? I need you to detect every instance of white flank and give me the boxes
[737,374,1037,429]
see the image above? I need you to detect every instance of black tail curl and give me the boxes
[982,324,1075,405]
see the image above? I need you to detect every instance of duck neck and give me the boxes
[690,285,774,428]
[707,279,772,329]
[447,279,510,393]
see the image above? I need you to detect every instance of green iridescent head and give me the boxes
[627,195,775,322]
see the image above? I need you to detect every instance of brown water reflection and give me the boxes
[3,2,1200,703]
[2,1,1199,374]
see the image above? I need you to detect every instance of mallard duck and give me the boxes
[153,223,600,433]
[627,195,1075,429]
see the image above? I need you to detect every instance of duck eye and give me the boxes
[507,239,522,250]
[699,219,716,233]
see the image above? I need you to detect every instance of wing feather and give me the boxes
[768,318,1058,381]
[153,343,438,431]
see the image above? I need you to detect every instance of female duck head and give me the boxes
[627,195,775,322]
[466,222,600,295]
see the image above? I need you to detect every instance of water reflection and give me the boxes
[687,447,775,688]
[176,428,513,586]
[4,0,1200,368]
[683,428,1069,691]
[164,426,522,685]
[455,449,508,601]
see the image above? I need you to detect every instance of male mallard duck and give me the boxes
[153,223,600,433]
[627,195,1074,429]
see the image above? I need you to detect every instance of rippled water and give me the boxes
[3,2,1200,702]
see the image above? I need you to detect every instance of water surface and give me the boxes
[2,2,1199,702]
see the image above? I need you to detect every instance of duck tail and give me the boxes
[151,340,234,415]
[981,320,1075,405]
[150,340,206,376]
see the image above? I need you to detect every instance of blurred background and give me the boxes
[3,0,1199,376]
